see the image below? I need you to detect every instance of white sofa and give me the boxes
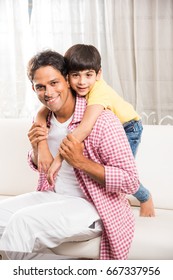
[0,118,173,260]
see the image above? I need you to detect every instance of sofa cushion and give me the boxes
[128,207,173,259]
[130,125,173,210]
[0,196,13,201]
[0,118,37,196]
[51,236,101,259]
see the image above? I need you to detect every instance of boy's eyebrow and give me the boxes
[69,69,95,74]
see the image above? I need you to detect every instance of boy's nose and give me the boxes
[78,76,86,84]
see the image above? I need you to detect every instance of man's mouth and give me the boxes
[44,96,59,104]
[45,97,55,103]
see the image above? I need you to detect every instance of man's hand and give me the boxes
[27,122,48,167]
[59,134,84,169]
[60,134,105,186]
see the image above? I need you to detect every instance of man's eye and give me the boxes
[36,86,44,91]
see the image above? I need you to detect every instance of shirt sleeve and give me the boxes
[27,150,38,171]
[96,112,140,195]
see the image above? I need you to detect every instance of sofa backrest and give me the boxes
[0,119,173,210]
[131,125,173,210]
[0,118,37,196]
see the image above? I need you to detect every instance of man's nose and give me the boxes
[45,85,54,96]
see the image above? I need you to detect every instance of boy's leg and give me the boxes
[124,120,155,216]
[123,120,143,158]
[133,182,150,202]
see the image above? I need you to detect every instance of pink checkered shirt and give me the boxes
[28,96,139,260]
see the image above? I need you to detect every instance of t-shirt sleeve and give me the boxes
[87,80,111,109]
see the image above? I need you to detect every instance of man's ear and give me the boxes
[32,84,35,92]
[96,68,102,81]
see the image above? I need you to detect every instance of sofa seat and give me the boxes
[0,196,14,201]
[128,207,173,259]
[49,207,173,260]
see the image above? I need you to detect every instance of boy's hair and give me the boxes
[27,49,68,82]
[64,44,101,74]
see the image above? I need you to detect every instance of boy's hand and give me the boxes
[38,141,54,173]
[47,154,63,185]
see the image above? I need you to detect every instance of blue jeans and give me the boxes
[123,120,150,203]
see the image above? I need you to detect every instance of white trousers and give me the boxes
[0,191,102,259]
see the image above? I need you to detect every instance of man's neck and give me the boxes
[54,92,76,123]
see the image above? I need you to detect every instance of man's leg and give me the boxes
[0,195,101,258]
[0,191,61,238]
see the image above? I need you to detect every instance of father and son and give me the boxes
[0,44,155,260]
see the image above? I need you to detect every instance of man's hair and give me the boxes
[27,50,68,82]
[64,44,101,74]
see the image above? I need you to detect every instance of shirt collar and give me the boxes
[70,95,87,125]
[47,95,86,127]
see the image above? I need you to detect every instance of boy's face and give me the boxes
[68,69,101,96]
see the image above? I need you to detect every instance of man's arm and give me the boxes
[59,134,105,186]
[60,111,139,195]
[27,122,48,167]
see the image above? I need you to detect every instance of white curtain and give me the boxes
[0,0,173,124]
[0,0,36,118]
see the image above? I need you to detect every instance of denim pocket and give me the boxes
[124,121,143,157]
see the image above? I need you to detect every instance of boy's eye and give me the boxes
[51,81,58,86]
[87,73,93,77]
[71,73,79,78]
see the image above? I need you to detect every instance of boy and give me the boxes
[36,44,155,217]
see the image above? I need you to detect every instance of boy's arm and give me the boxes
[35,105,50,126]
[35,106,54,172]
[72,104,104,142]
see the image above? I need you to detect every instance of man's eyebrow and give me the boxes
[34,83,44,87]
[46,78,60,84]
[35,79,59,86]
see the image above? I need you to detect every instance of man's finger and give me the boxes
[66,133,80,143]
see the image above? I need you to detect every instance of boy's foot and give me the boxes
[140,196,155,217]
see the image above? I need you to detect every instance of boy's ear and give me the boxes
[66,74,70,88]
[96,68,102,81]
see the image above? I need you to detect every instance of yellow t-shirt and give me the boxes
[86,79,140,124]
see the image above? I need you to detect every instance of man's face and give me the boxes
[32,66,71,114]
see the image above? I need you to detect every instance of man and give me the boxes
[0,50,139,260]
